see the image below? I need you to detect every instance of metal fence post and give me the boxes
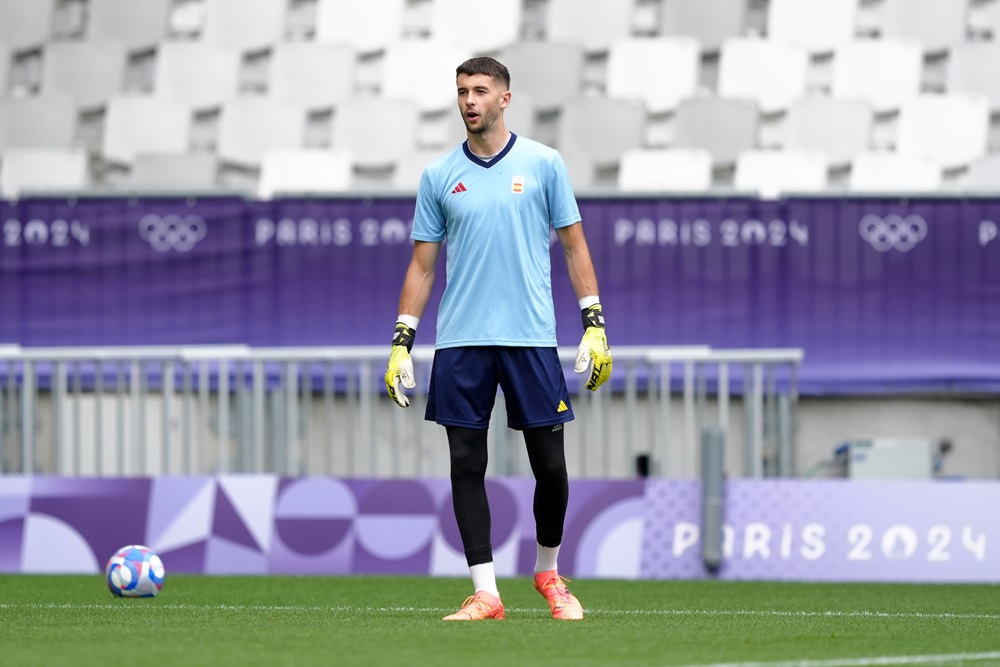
[162,360,173,474]
[701,426,725,572]
[21,360,34,474]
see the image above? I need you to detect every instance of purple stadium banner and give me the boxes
[1,195,999,394]
[1,476,997,582]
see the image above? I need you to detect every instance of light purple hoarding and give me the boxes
[643,479,997,582]
[0,476,996,582]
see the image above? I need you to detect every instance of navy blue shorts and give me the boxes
[425,346,574,430]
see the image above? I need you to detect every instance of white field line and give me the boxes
[673,652,1000,667]
[1,603,1000,622]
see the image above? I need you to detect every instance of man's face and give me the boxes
[456,72,509,134]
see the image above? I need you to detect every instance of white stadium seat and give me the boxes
[1,147,88,198]
[154,42,241,110]
[315,0,406,54]
[659,0,746,54]
[129,152,220,191]
[734,149,828,199]
[258,149,353,198]
[0,96,78,150]
[200,0,288,52]
[500,42,584,113]
[896,94,990,170]
[879,0,969,54]
[964,155,1000,190]
[268,43,356,110]
[332,97,420,168]
[557,97,644,167]
[431,0,521,53]
[831,39,923,113]
[849,152,942,192]
[86,0,172,52]
[946,43,1000,112]
[672,97,760,167]
[606,37,700,114]
[783,97,873,167]
[216,98,308,166]
[718,38,809,114]
[546,0,633,53]
[766,0,858,54]
[103,96,191,164]
[41,42,127,110]
[617,148,713,191]
[0,0,55,51]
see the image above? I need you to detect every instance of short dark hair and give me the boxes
[456,57,510,90]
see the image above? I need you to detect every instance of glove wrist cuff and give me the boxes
[581,304,605,330]
[392,323,416,352]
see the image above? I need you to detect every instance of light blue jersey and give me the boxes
[412,133,581,349]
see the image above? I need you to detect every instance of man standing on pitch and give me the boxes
[384,57,612,621]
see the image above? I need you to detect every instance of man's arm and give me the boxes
[556,222,599,301]
[385,240,441,407]
[557,222,612,391]
[397,240,441,319]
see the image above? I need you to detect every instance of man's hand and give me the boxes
[574,304,612,391]
[385,322,416,407]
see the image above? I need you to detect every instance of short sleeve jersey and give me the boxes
[412,133,581,349]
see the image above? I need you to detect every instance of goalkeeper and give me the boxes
[385,56,612,623]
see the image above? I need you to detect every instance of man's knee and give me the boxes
[448,426,489,479]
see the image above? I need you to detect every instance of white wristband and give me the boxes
[578,295,600,310]
[397,314,420,330]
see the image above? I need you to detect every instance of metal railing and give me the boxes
[0,345,802,478]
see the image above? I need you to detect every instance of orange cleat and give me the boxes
[442,591,506,621]
[533,570,584,620]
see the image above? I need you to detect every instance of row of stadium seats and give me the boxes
[3,0,999,58]
[5,145,1000,200]
[1,89,997,195]
[3,36,999,116]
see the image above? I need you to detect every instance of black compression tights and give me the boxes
[446,425,569,567]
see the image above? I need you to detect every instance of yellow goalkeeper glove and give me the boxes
[385,322,416,407]
[574,303,612,391]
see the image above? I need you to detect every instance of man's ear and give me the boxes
[500,91,511,109]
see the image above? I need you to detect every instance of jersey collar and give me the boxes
[463,132,517,169]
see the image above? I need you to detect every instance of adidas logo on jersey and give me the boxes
[451,182,467,194]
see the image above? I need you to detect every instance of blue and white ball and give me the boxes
[105,545,165,598]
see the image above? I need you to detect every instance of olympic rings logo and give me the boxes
[138,214,208,252]
[858,214,928,252]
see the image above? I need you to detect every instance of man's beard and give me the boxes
[465,108,498,134]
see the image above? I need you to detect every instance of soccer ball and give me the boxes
[105,545,165,598]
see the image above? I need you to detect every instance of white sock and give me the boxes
[470,562,499,597]
[534,543,560,574]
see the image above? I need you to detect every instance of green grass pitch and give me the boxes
[2,575,1000,667]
